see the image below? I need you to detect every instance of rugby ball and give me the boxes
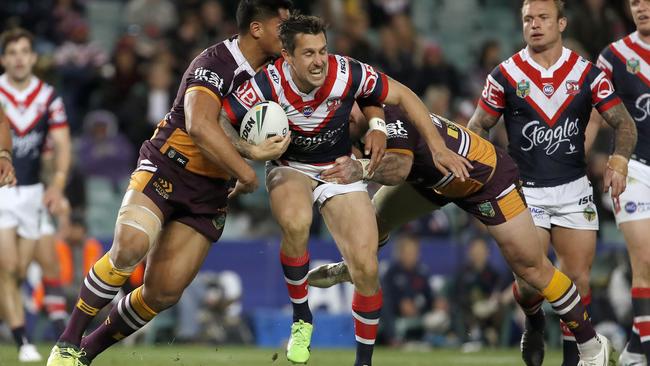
[240,101,289,145]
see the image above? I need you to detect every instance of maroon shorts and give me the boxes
[127,142,230,242]
[413,147,527,226]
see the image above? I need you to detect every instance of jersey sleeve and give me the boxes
[596,45,615,79]
[588,64,621,113]
[384,105,417,156]
[478,66,506,117]
[350,58,390,104]
[184,49,233,101]
[222,70,274,128]
[47,94,68,130]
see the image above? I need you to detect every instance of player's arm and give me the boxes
[351,103,387,175]
[44,126,71,211]
[599,102,638,197]
[382,77,472,181]
[320,152,412,186]
[218,110,290,161]
[0,109,15,186]
[185,90,258,195]
[467,106,500,138]
[585,109,605,156]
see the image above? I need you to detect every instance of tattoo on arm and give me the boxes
[219,110,254,159]
[371,153,413,186]
[467,108,499,138]
[601,103,638,159]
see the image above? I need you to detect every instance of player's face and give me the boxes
[0,38,37,83]
[258,8,290,56]
[522,1,566,51]
[284,32,328,91]
[630,0,650,35]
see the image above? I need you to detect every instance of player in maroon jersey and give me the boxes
[47,2,294,365]
[468,1,637,365]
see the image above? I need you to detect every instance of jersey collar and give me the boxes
[521,46,571,78]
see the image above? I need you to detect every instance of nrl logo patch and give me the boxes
[516,79,530,99]
[627,58,640,74]
[478,202,496,218]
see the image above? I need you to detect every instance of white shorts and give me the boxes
[613,160,650,225]
[40,209,56,236]
[266,159,368,208]
[523,175,599,230]
[0,183,47,240]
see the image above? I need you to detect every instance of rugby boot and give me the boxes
[18,343,42,362]
[46,342,89,366]
[577,334,616,366]
[307,261,352,288]
[287,320,313,364]
[521,315,545,366]
[618,343,647,366]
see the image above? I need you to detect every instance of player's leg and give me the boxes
[79,221,210,363]
[267,167,317,364]
[618,219,650,365]
[551,227,597,366]
[34,233,67,336]
[308,183,440,288]
[53,189,162,350]
[487,210,613,364]
[320,191,381,366]
[0,228,26,347]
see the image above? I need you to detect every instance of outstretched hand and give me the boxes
[431,148,473,182]
[319,156,363,184]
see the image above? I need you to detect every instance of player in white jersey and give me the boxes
[596,1,650,365]
[0,108,16,187]
[0,28,72,363]
[221,14,471,366]
[467,1,638,366]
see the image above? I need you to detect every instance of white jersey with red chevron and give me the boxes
[0,74,68,185]
[598,32,650,165]
[223,54,389,169]
[480,47,621,187]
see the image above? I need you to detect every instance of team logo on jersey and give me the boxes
[565,80,580,96]
[326,98,341,112]
[516,80,530,98]
[478,202,496,218]
[302,106,314,117]
[542,83,554,96]
[583,206,596,222]
[627,58,641,74]
[153,177,173,199]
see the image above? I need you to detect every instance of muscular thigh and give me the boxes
[373,183,439,238]
[266,167,316,226]
[142,221,211,299]
[321,191,378,262]
[550,226,596,274]
[0,228,17,272]
[620,219,650,284]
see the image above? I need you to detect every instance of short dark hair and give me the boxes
[0,28,34,54]
[236,0,293,34]
[522,0,566,19]
[279,14,327,54]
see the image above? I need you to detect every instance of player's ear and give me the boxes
[281,48,291,62]
[249,21,263,39]
[558,16,567,32]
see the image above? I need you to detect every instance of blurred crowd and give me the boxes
[0,0,641,349]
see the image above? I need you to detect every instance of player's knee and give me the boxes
[144,287,183,311]
[279,212,311,241]
[109,239,148,270]
[347,257,378,286]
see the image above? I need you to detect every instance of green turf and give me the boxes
[0,344,563,366]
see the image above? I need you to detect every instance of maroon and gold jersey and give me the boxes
[148,36,256,178]
[385,106,498,198]
[384,105,525,225]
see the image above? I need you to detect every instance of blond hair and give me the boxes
[522,0,566,19]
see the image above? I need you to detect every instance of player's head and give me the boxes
[630,0,650,36]
[280,14,328,91]
[236,0,292,56]
[0,28,37,83]
[521,0,567,52]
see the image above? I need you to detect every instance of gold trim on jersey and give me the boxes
[186,86,221,103]
[497,186,527,221]
[386,148,414,157]
[158,128,230,179]
[128,171,154,192]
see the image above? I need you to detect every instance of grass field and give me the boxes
[0,344,563,366]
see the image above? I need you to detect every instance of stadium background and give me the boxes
[0,0,639,365]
